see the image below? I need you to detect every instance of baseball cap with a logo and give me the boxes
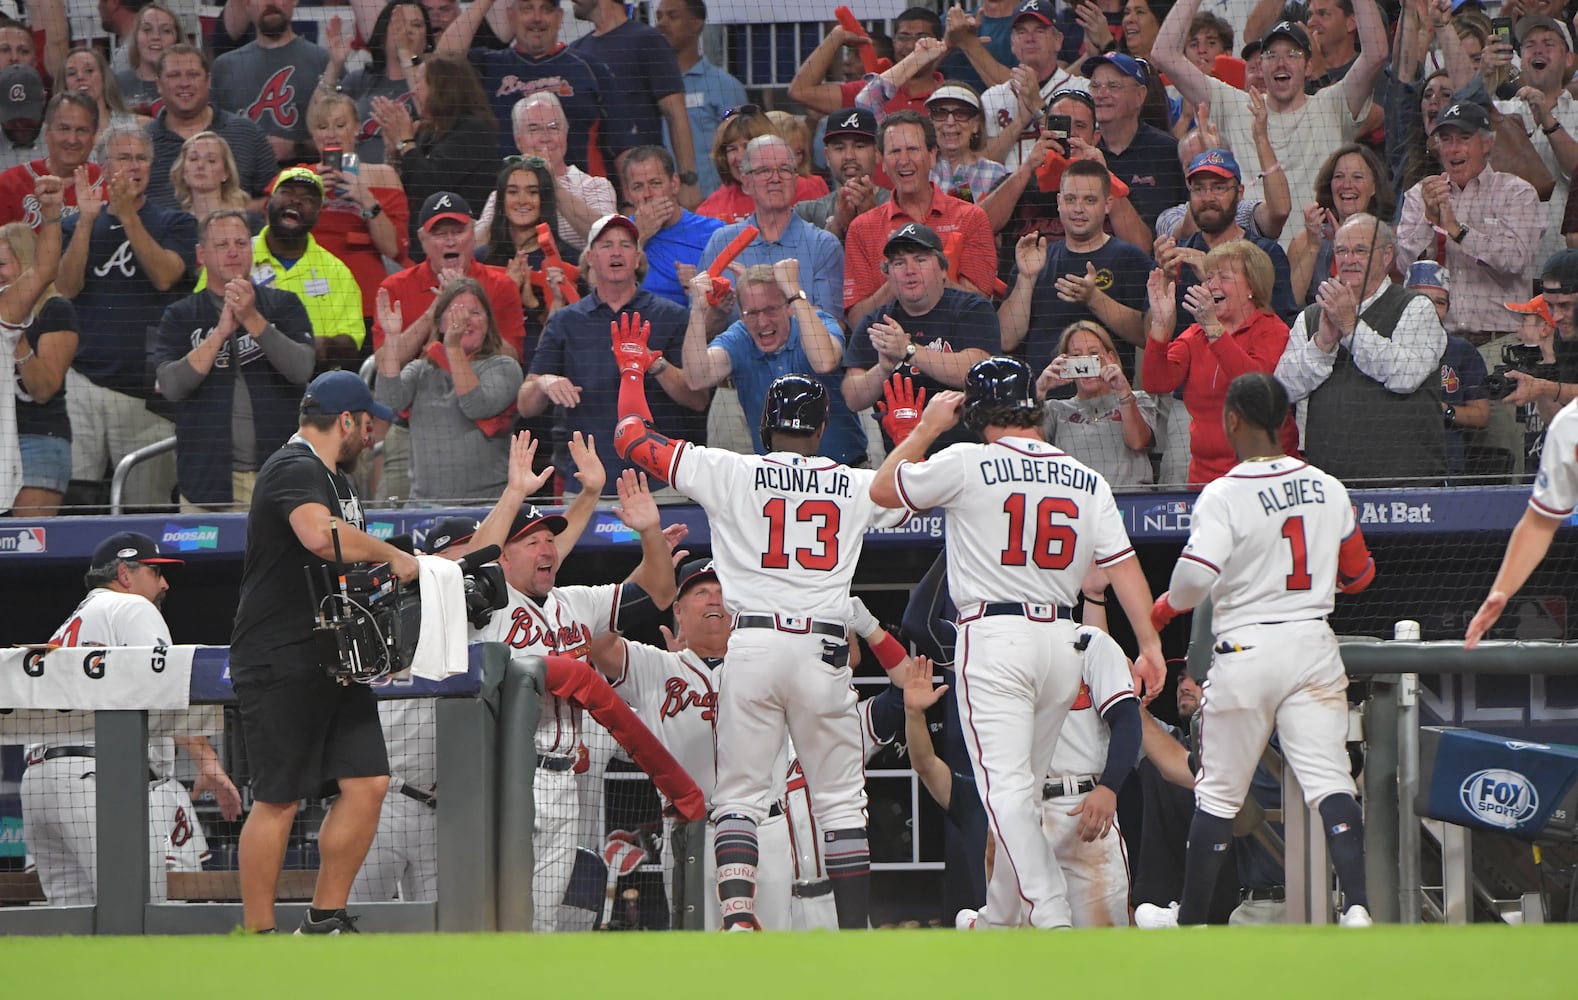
[0,65,43,126]
[89,531,184,574]
[587,213,641,246]
[1186,148,1241,182]
[505,505,569,543]
[1405,261,1451,292]
[1261,19,1311,54]
[1432,101,1491,134]
[423,516,480,555]
[268,165,325,195]
[824,107,877,141]
[883,222,944,256]
[676,557,719,597]
[419,191,472,232]
[1082,52,1149,86]
[1013,0,1054,26]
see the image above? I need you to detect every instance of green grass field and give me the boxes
[3,926,1573,999]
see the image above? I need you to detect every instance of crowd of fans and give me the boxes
[5,0,1578,516]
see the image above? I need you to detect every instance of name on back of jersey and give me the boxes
[979,456,1099,493]
[754,465,853,497]
[1257,477,1327,516]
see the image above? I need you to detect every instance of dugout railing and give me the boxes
[0,644,549,936]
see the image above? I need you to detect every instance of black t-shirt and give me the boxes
[15,296,77,440]
[1009,236,1154,376]
[849,288,1000,453]
[1102,124,1189,229]
[230,438,365,671]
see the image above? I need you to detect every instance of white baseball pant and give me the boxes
[1040,789,1129,928]
[533,765,578,932]
[349,791,437,902]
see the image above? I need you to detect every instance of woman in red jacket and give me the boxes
[1142,239,1299,486]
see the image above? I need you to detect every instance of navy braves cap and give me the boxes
[883,221,943,255]
[1013,0,1055,26]
[1432,101,1491,134]
[423,516,480,555]
[419,191,472,232]
[676,557,719,596]
[506,504,569,544]
[0,65,44,125]
[90,531,184,573]
[1261,19,1311,54]
[824,107,877,140]
[302,369,395,423]
[1186,148,1241,182]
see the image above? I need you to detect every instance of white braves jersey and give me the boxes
[377,697,435,791]
[1047,627,1136,778]
[612,641,790,807]
[667,445,910,620]
[45,588,183,777]
[472,581,620,755]
[1530,400,1578,517]
[895,436,1135,608]
[1180,457,1357,634]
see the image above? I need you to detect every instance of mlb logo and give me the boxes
[0,526,45,553]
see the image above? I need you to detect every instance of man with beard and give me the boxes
[145,44,279,210]
[0,91,101,228]
[199,167,363,367]
[154,208,316,511]
[1494,16,1578,263]
[795,109,891,239]
[0,64,44,172]
[230,370,418,934]
[59,121,195,507]
[212,0,331,164]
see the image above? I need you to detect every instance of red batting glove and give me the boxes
[875,372,926,445]
[1151,592,1180,632]
[611,311,658,375]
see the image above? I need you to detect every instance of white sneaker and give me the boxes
[955,908,981,930]
[1339,904,1372,928]
[1134,901,1180,929]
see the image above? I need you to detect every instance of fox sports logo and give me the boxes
[1459,769,1539,830]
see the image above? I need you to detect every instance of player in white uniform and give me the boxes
[24,531,241,905]
[870,357,1166,929]
[615,323,910,929]
[1468,399,1578,647]
[471,461,675,932]
[1139,372,1376,929]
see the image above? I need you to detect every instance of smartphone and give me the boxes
[1063,355,1104,379]
[1105,10,1125,26]
[1491,16,1513,44]
[341,152,359,174]
[322,143,343,171]
[1047,112,1072,156]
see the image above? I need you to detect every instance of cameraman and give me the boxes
[230,370,418,935]
[1496,296,1564,469]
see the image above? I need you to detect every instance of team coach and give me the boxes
[230,370,419,935]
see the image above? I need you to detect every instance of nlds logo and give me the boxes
[1141,499,1191,532]
[1459,768,1539,829]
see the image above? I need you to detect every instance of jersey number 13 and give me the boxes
[761,498,842,571]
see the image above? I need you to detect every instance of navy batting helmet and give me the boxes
[760,373,829,447]
[963,356,1039,431]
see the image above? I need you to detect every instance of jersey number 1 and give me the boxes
[761,498,841,571]
[1282,516,1313,591]
[1000,495,1078,569]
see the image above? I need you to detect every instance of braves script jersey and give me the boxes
[1529,400,1578,517]
[47,588,180,777]
[1047,627,1136,778]
[667,446,910,620]
[1180,457,1358,633]
[0,159,100,230]
[473,581,619,755]
[211,38,330,147]
[894,436,1135,609]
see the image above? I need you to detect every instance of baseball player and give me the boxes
[23,531,241,905]
[1467,394,1578,647]
[1141,372,1376,929]
[471,458,676,932]
[614,313,911,929]
[869,357,1166,929]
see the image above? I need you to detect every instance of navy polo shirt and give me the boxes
[713,306,868,465]
[568,20,684,156]
[642,210,725,306]
[1101,124,1189,229]
[848,288,1000,453]
[1009,235,1153,375]
[530,288,702,487]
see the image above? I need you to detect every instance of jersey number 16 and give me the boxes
[1000,495,1078,570]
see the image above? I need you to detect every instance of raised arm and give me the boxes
[789,25,861,116]
[611,469,678,612]
[435,0,493,56]
[898,654,955,809]
[681,271,733,390]
[1344,0,1390,120]
[1149,0,1212,108]
[0,177,63,324]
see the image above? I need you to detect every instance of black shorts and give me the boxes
[232,660,390,804]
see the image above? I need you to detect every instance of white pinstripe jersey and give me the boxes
[1180,457,1357,634]
[1047,627,1137,778]
[894,436,1135,608]
[1531,400,1578,517]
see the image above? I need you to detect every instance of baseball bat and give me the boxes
[532,222,581,303]
[835,7,893,74]
[703,225,759,306]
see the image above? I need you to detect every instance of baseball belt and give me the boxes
[26,745,159,782]
[793,879,833,898]
[537,754,577,772]
[734,614,845,639]
[399,784,438,808]
[1240,885,1286,903]
[1042,775,1099,799]
[958,602,1075,624]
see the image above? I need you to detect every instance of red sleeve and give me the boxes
[1337,524,1375,594]
[374,186,411,264]
[795,175,829,200]
[482,265,527,360]
[1208,313,1290,379]
[1141,327,1194,393]
[958,204,999,298]
[843,211,883,310]
[541,655,706,821]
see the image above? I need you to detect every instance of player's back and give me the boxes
[1185,457,1356,632]
[674,446,906,620]
[896,437,1134,609]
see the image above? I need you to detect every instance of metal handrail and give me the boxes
[109,436,177,515]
